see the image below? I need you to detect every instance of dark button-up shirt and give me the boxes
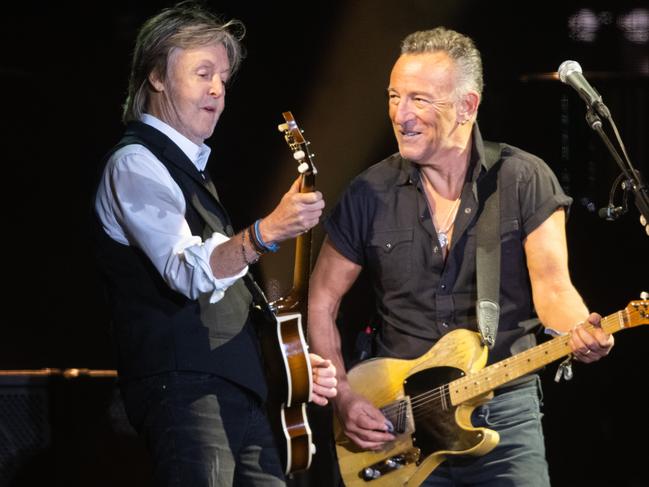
[325,126,572,364]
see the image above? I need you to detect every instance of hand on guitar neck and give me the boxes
[567,311,615,362]
[257,176,324,244]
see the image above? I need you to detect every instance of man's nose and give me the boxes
[210,76,225,97]
[392,99,413,125]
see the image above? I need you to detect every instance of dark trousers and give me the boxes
[121,372,285,487]
[423,376,550,487]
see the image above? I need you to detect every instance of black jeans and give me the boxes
[121,372,285,487]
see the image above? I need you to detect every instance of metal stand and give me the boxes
[585,107,649,235]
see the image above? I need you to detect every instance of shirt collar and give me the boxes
[141,113,212,171]
[465,123,487,186]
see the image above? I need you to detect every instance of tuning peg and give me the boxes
[293,150,305,161]
[278,123,288,132]
[298,162,310,174]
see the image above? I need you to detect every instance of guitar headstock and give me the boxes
[278,111,317,179]
[625,300,649,328]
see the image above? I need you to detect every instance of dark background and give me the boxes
[1,1,648,486]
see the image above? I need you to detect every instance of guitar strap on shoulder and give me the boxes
[475,141,503,349]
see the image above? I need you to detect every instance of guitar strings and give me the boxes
[379,312,629,419]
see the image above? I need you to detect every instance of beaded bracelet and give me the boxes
[248,225,268,255]
[241,226,259,265]
[253,219,280,252]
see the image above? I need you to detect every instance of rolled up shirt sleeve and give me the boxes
[95,144,247,304]
[181,232,248,303]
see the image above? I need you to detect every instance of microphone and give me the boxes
[598,204,625,221]
[557,60,611,119]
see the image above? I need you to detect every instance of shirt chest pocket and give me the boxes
[366,228,413,290]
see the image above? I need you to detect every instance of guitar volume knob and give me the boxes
[362,468,381,480]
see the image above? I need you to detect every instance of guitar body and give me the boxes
[260,311,314,473]
[336,300,649,486]
[335,329,498,487]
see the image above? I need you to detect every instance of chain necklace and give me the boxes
[435,197,461,248]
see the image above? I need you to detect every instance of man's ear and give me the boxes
[458,90,480,123]
[148,70,165,92]
[466,91,480,116]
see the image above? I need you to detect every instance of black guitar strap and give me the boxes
[476,141,503,349]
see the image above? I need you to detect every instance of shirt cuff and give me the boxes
[183,232,248,304]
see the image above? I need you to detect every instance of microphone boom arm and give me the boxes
[585,107,649,231]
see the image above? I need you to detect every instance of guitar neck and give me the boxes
[293,171,315,294]
[449,307,637,405]
[271,172,315,315]
[292,232,312,296]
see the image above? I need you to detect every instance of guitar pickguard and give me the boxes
[403,366,484,456]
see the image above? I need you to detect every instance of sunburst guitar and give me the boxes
[335,300,649,487]
[260,111,318,475]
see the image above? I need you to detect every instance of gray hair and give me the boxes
[122,1,245,123]
[401,27,483,101]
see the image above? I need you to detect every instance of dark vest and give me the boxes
[94,121,267,399]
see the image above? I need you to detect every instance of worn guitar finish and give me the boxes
[261,112,318,474]
[335,300,649,487]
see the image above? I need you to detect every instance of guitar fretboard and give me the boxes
[449,305,643,405]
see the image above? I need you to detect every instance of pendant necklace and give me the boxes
[436,197,461,248]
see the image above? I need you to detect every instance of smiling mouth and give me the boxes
[395,123,421,137]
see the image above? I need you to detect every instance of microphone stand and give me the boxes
[584,107,649,234]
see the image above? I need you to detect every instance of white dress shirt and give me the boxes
[95,114,247,304]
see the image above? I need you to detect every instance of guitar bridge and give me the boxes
[360,448,421,481]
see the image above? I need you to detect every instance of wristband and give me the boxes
[253,219,280,252]
[248,225,267,255]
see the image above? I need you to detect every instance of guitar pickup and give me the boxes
[360,448,421,481]
[380,396,414,435]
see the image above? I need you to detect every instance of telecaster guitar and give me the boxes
[335,300,649,487]
[260,112,318,475]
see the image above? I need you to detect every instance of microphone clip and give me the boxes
[598,175,631,221]
[585,107,603,130]
[598,204,626,221]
